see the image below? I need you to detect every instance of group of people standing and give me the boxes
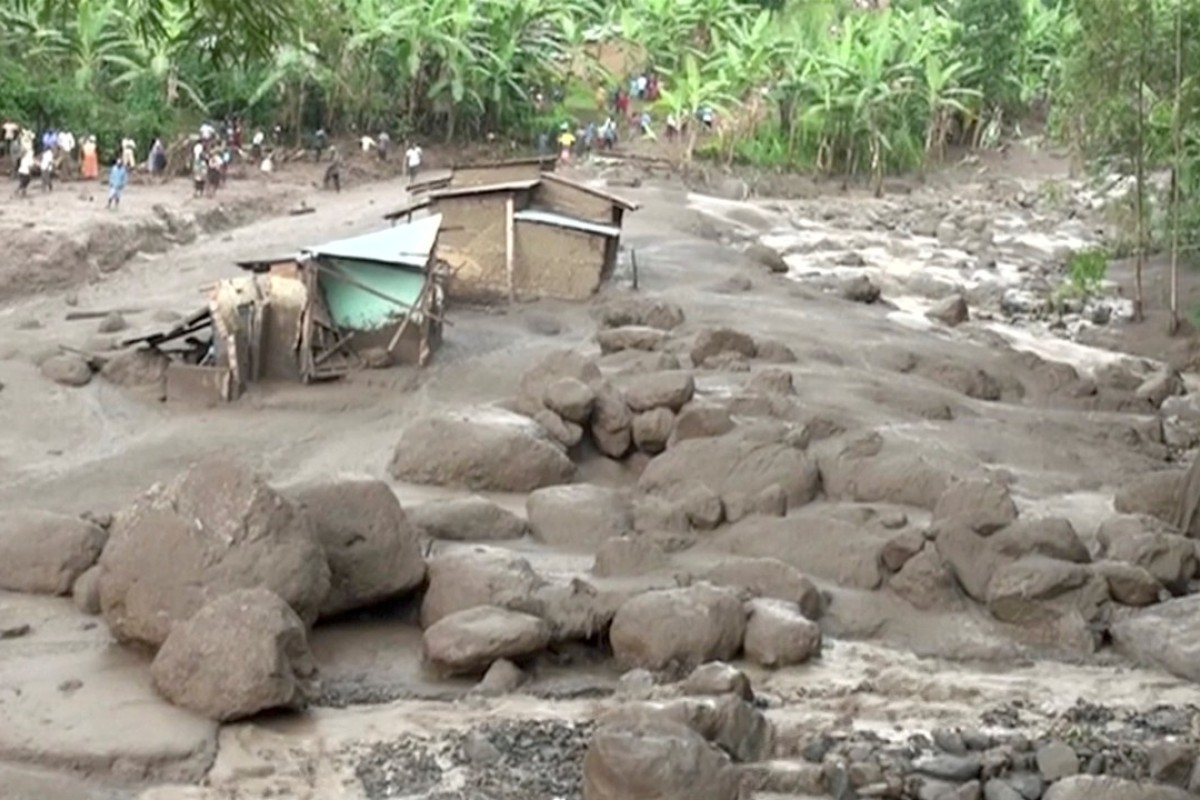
[5,120,130,207]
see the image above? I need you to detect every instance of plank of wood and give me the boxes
[65,308,143,321]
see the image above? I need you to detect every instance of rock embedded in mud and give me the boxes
[754,338,798,363]
[543,376,596,423]
[1097,516,1198,594]
[983,779,1025,800]
[593,297,686,331]
[0,510,107,595]
[150,588,319,722]
[518,349,602,409]
[840,274,881,304]
[933,478,1019,535]
[1110,595,1200,684]
[641,432,820,510]
[407,495,528,542]
[286,477,425,618]
[474,658,525,695]
[583,719,740,800]
[745,242,789,274]
[1135,369,1185,408]
[742,598,821,668]
[621,370,696,413]
[1113,472,1192,534]
[423,605,550,675]
[690,327,758,367]
[1147,742,1195,788]
[1036,740,1080,781]
[914,754,983,782]
[40,353,93,386]
[527,484,633,551]
[599,694,773,764]
[388,407,576,493]
[534,408,584,447]
[985,557,1104,626]
[609,583,746,670]
[632,407,675,454]
[702,557,822,620]
[1092,561,1162,607]
[420,546,543,627]
[596,326,668,355]
[593,536,668,577]
[927,294,970,327]
[890,547,964,611]
[96,312,128,333]
[599,349,682,375]
[747,367,795,396]
[678,482,724,530]
[681,661,754,702]
[935,523,1003,602]
[669,403,736,446]
[98,459,331,647]
[100,348,169,390]
[72,565,102,614]
[881,529,926,572]
[990,518,1090,564]
[1042,775,1193,800]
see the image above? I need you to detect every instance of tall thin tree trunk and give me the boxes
[1169,0,1183,334]
[1133,0,1148,323]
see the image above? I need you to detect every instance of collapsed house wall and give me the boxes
[451,163,543,188]
[259,274,308,382]
[513,221,608,301]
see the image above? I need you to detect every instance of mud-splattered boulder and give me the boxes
[407,496,528,542]
[620,371,696,413]
[150,588,319,722]
[702,557,822,620]
[101,349,169,390]
[640,433,820,509]
[1111,595,1200,683]
[746,243,789,274]
[681,662,754,701]
[742,598,821,667]
[98,460,331,647]
[594,297,686,331]
[670,403,736,445]
[544,377,596,423]
[609,583,745,670]
[591,382,634,459]
[746,368,794,396]
[601,694,774,764]
[534,408,584,447]
[72,564,102,614]
[599,349,682,375]
[518,350,602,408]
[841,274,881,303]
[754,339,798,363]
[818,435,953,510]
[932,478,1019,535]
[1113,471,1187,531]
[1135,370,1186,408]
[420,546,544,627]
[1097,515,1198,594]
[1042,775,1192,800]
[41,353,93,387]
[991,518,1090,563]
[389,407,575,492]
[985,557,1105,626]
[934,523,1004,602]
[690,328,758,367]
[926,294,970,327]
[632,408,675,453]
[0,510,107,595]
[597,326,669,355]
[527,484,633,551]
[593,536,669,577]
[286,478,425,617]
[890,547,964,611]
[583,719,740,800]
[1093,561,1163,606]
[422,605,550,675]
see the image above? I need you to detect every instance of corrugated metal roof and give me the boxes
[430,179,540,199]
[514,209,621,238]
[540,172,641,211]
[303,214,443,268]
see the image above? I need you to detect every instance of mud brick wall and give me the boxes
[513,222,606,300]
[434,194,511,301]
[534,181,614,224]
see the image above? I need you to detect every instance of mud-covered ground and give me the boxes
[3,141,1200,800]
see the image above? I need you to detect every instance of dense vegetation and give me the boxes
[4,0,1200,315]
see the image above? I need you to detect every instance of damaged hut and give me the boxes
[385,171,638,303]
[125,214,447,404]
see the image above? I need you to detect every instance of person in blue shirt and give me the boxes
[107,158,128,210]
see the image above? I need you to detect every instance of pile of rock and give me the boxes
[0,460,428,722]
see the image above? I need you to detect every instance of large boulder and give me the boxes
[1093,560,1163,606]
[990,518,1090,563]
[620,371,696,413]
[818,435,953,510]
[150,588,319,722]
[41,353,93,387]
[742,598,821,667]
[1110,595,1200,683]
[926,294,970,327]
[1097,516,1198,594]
[932,478,1019,535]
[640,433,820,510]
[518,350,602,410]
[593,297,686,331]
[583,719,740,800]
[526,484,633,550]
[690,328,758,367]
[632,408,675,454]
[1042,775,1192,800]
[1113,471,1187,531]
[286,478,425,617]
[670,404,735,446]
[388,407,575,492]
[597,326,668,355]
[702,557,822,620]
[0,510,107,595]
[422,605,550,675]
[890,547,964,611]
[544,377,596,423]
[935,523,1004,602]
[985,557,1105,626]
[593,536,670,577]
[407,496,528,541]
[609,584,746,670]
[420,546,544,627]
[98,460,331,647]
[591,382,634,459]
[600,694,774,764]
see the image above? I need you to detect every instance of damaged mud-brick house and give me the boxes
[387,161,639,303]
[125,214,447,404]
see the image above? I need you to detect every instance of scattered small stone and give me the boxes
[41,353,93,387]
[1036,740,1080,781]
[97,312,128,333]
[0,623,31,639]
[15,317,41,330]
[57,679,83,694]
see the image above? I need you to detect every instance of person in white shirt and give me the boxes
[57,130,76,176]
[200,122,215,142]
[360,134,376,153]
[40,148,55,191]
[15,149,33,197]
[405,143,422,182]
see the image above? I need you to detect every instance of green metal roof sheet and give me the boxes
[304,213,443,269]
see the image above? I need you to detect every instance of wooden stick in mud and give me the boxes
[65,309,143,321]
